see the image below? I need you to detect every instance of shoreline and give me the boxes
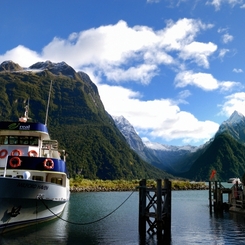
[70,179,209,192]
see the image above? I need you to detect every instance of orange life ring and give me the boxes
[9,157,21,168]
[43,158,54,170]
[0,149,8,159]
[11,149,21,156]
[28,150,38,157]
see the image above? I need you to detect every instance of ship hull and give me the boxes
[0,177,69,232]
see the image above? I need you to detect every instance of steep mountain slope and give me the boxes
[216,110,245,144]
[182,133,245,181]
[112,116,163,167]
[113,115,200,173]
[0,60,172,180]
[113,112,245,181]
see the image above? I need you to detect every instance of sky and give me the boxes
[0,0,245,146]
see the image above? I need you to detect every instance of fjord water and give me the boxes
[1,190,245,245]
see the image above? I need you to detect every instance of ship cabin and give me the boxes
[0,121,68,188]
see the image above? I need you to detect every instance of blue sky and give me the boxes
[1,0,245,146]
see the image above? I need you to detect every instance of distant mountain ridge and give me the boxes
[113,111,245,181]
[113,115,200,173]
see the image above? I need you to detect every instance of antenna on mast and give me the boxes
[45,80,52,126]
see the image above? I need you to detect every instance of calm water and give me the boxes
[1,189,245,244]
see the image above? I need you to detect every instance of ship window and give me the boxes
[0,136,7,144]
[19,136,29,145]
[16,175,23,179]
[3,136,39,146]
[9,136,19,145]
[33,176,43,181]
[51,177,63,185]
[30,137,38,146]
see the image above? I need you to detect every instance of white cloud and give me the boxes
[218,48,229,58]
[174,70,241,91]
[206,0,243,10]
[147,0,160,2]
[220,92,245,116]
[0,45,41,67]
[222,33,233,43]
[0,18,224,145]
[179,41,217,68]
[161,19,214,51]
[233,68,243,73]
[0,19,217,86]
[103,64,158,85]
[99,83,219,144]
[0,19,216,84]
[149,111,219,144]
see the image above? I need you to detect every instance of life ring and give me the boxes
[9,157,21,168]
[28,150,38,157]
[11,149,21,156]
[43,158,54,170]
[0,149,8,159]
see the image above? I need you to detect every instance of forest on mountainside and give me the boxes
[0,61,172,180]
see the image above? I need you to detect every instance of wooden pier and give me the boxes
[138,179,171,242]
[209,180,245,214]
[209,181,231,213]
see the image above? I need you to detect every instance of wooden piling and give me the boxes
[139,179,146,238]
[209,181,232,213]
[138,179,171,242]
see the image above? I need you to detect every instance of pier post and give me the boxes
[139,179,146,241]
[163,179,171,239]
[209,181,231,213]
[156,179,162,240]
[138,179,171,242]
[209,181,212,214]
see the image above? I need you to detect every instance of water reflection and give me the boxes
[2,190,245,244]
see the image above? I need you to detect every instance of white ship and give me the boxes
[0,104,70,232]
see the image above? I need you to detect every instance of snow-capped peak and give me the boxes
[225,110,244,124]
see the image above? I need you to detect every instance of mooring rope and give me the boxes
[39,189,136,225]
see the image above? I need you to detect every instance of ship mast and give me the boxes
[19,99,30,123]
[45,80,52,126]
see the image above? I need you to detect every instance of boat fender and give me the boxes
[9,157,21,168]
[0,149,8,158]
[11,149,21,156]
[23,171,31,179]
[28,150,38,157]
[43,158,54,170]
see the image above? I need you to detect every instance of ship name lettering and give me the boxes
[17,182,48,190]
[19,125,31,130]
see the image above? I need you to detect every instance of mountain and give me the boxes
[113,115,199,173]
[180,110,245,181]
[112,116,162,166]
[215,110,245,144]
[113,113,245,181]
[0,60,23,72]
[0,60,172,180]
[182,133,245,181]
